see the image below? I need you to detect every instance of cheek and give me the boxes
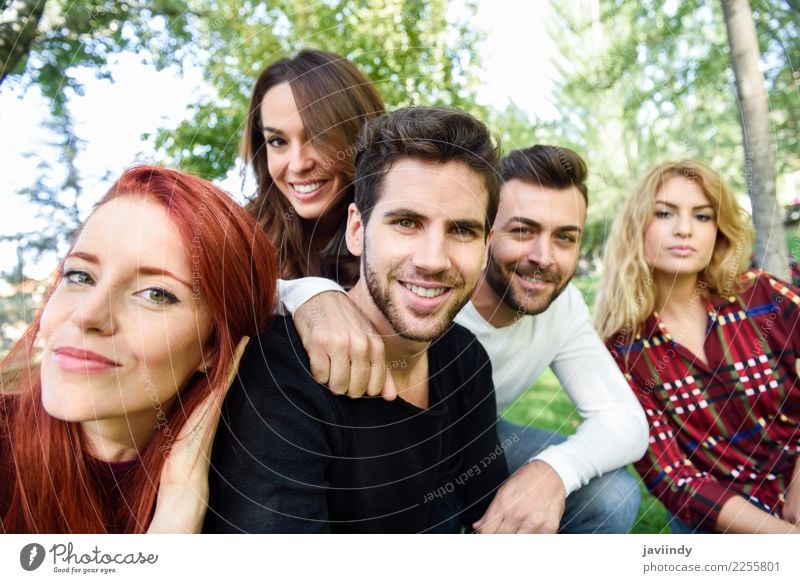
[267,153,287,183]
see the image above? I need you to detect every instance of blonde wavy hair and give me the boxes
[595,160,755,341]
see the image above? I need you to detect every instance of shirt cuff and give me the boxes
[277,277,345,316]
[530,448,582,496]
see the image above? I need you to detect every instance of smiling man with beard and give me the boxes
[459,146,648,534]
[276,145,650,534]
[204,107,509,533]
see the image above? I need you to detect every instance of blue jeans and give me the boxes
[667,515,715,534]
[427,419,641,533]
[496,418,640,534]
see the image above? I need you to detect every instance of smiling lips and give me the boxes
[53,347,120,373]
[290,180,327,200]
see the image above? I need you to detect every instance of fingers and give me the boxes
[293,291,388,399]
[379,369,398,401]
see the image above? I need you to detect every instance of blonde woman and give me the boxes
[596,160,800,534]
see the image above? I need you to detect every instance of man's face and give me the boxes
[346,158,489,342]
[485,179,586,316]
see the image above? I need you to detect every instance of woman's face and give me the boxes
[259,82,348,220]
[644,175,718,280]
[39,196,213,450]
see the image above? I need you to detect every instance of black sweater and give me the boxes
[204,317,508,533]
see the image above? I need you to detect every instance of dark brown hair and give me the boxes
[353,106,502,232]
[242,49,385,283]
[501,145,588,204]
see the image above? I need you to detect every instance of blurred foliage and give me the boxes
[518,0,800,257]
[151,0,489,180]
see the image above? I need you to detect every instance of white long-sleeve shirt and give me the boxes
[280,278,648,496]
[454,284,648,495]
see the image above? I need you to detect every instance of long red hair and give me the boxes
[0,166,277,533]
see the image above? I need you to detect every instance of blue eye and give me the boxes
[64,269,94,286]
[139,288,179,305]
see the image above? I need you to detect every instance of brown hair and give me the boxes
[354,106,502,232]
[242,49,385,283]
[501,145,588,204]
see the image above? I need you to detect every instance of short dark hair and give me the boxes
[353,107,501,232]
[501,145,588,205]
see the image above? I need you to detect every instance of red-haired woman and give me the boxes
[0,166,277,533]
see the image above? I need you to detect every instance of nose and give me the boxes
[525,235,555,268]
[287,141,317,175]
[412,230,452,274]
[69,285,116,335]
[673,212,692,237]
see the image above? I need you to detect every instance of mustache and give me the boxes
[512,264,560,283]
[394,269,462,287]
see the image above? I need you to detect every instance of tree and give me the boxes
[545,0,798,266]
[153,0,488,180]
[721,0,787,278]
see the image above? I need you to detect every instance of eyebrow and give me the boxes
[66,251,193,289]
[503,216,582,234]
[261,126,282,135]
[382,209,486,235]
[654,200,715,211]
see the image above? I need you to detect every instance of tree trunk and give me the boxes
[720,0,789,278]
[0,0,46,87]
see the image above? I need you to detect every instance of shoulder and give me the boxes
[734,269,800,305]
[228,316,338,422]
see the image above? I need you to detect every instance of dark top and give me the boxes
[0,395,140,533]
[204,316,508,533]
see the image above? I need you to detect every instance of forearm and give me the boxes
[532,400,648,494]
[717,496,800,534]
[277,277,344,316]
[148,485,208,534]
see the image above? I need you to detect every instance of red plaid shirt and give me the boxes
[608,271,800,529]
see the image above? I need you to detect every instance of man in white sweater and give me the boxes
[282,145,648,533]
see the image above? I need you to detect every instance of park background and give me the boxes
[1,0,798,532]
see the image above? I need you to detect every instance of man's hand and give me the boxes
[783,458,800,524]
[473,460,566,534]
[293,291,396,400]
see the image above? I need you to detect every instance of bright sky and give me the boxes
[0,1,557,278]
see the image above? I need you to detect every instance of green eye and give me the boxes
[141,288,179,305]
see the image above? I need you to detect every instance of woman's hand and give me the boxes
[782,458,800,524]
[147,336,250,533]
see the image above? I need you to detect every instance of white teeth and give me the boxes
[520,274,547,284]
[402,283,447,298]
[293,181,324,194]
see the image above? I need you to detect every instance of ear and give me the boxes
[196,343,218,374]
[345,203,365,256]
[480,227,493,272]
